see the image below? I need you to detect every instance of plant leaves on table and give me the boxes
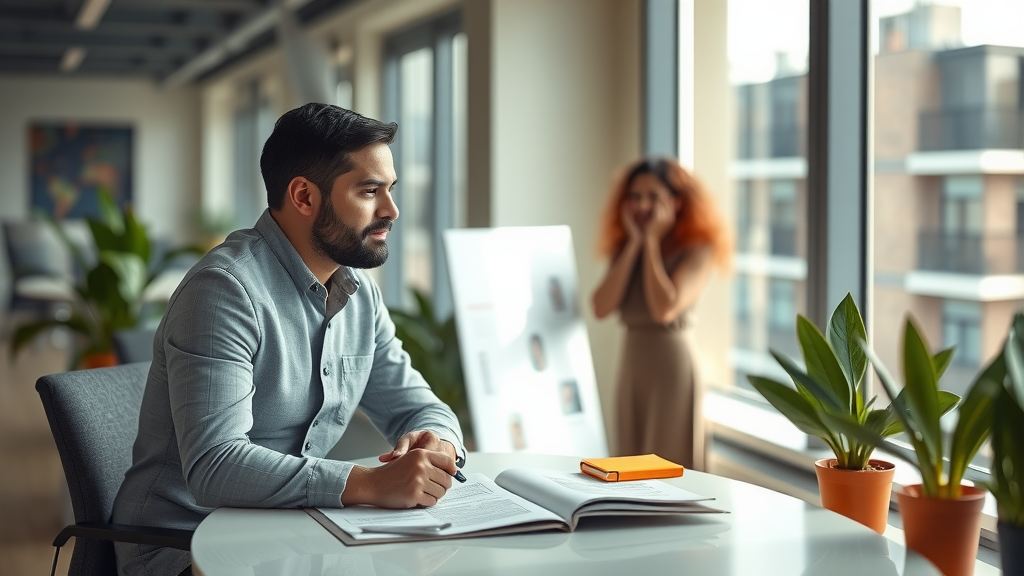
[798,315,853,414]
[748,375,832,441]
[826,293,867,412]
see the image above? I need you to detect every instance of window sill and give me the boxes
[705,388,1002,572]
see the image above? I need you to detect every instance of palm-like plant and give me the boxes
[749,293,957,470]
[11,189,199,366]
[988,312,1024,526]
[858,318,1002,499]
[390,289,472,443]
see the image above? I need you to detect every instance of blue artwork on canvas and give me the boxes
[29,123,133,220]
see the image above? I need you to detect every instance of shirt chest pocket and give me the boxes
[337,354,373,422]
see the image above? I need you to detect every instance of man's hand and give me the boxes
[379,430,457,463]
[341,448,458,508]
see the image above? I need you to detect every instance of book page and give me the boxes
[314,473,564,543]
[494,468,718,528]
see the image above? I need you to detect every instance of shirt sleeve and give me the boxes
[164,266,352,509]
[355,279,467,466]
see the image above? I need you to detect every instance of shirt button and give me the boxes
[312,420,319,427]
[327,323,332,330]
[305,442,312,451]
[322,366,330,376]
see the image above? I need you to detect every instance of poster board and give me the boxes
[444,227,608,457]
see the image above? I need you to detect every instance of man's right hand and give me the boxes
[340,448,456,508]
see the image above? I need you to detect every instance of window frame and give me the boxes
[381,11,462,317]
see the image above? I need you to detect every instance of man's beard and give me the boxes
[311,198,392,269]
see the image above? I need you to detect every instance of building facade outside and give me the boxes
[732,3,1024,401]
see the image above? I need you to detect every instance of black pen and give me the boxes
[453,469,467,483]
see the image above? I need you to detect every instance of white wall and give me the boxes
[489,0,642,445]
[0,75,202,243]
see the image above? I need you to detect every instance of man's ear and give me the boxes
[286,177,317,217]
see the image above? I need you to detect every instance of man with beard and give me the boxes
[112,104,465,576]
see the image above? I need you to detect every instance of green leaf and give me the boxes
[769,350,844,413]
[826,293,867,403]
[937,390,961,417]
[88,218,120,253]
[902,319,942,471]
[861,335,940,494]
[101,251,148,312]
[748,375,830,439]
[123,209,152,264]
[96,186,124,234]
[1005,321,1024,405]
[797,315,852,413]
[933,347,955,380]
[412,290,437,326]
[10,316,92,356]
[948,373,1000,491]
[990,388,1024,525]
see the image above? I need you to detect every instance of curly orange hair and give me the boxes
[597,157,731,271]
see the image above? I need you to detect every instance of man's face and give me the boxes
[311,143,399,269]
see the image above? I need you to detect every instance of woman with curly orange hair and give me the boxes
[592,157,730,469]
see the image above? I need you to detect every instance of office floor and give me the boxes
[0,334,73,576]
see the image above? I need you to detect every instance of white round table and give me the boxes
[192,452,940,576]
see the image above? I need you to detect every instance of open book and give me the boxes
[306,467,725,545]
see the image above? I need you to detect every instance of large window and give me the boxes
[233,80,275,229]
[872,0,1024,471]
[381,12,466,317]
[726,0,809,391]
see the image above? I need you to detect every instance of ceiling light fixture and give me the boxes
[75,0,112,29]
[60,47,87,72]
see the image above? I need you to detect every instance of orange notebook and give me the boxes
[580,454,684,482]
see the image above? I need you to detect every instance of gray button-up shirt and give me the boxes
[112,210,465,576]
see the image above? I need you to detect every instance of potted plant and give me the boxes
[747,294,954,534]
[11,189,201,368]
[987,312,1024,575]
[858,317,1002,576]
[391,289,474,449]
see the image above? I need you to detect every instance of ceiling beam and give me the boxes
[161,0,316,87]
[109,0,264,10]
[0,17,226,37]
[0,41,195,59]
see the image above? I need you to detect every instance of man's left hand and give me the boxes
[379,430,456,463]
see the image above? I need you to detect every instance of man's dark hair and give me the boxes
[260,103,398,210]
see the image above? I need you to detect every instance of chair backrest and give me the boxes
[2,219,73,279]
[112,328,158,364]
[36,362,151,576]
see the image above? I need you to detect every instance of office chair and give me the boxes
[35,362,192,576]
[112,327,158,364]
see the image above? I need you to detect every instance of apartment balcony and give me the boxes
[737,123,805,160]
[769,226,797,257]
[917,231,1024,276]
[919,107,1024,151]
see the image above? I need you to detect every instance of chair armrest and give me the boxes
[53,522,193,550]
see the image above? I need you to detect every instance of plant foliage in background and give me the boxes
[748,293,954,470]
[11,188,201,365]
[858,318,1002,499]
[391,289,472,443]
[987,312,1024,526]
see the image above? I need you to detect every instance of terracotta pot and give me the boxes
[999,521,1024,576]
[814,458,895,534]
[81,351,118,369]
[896,484,985,576]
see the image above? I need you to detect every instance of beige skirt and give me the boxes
[614,328,704,470]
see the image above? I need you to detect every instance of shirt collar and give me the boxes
[254,209,361,300]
